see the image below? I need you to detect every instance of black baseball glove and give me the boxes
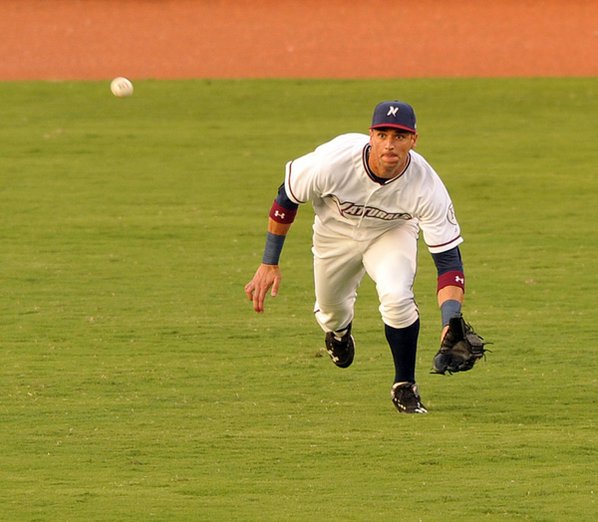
[432,314,488,375]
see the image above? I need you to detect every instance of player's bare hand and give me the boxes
[244,264,282,313]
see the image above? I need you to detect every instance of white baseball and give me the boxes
[110,77,134,97]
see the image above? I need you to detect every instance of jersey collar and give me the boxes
[363,144,411,185]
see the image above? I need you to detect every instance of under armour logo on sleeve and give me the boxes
[437,271,465,292]
[269,200,298,224]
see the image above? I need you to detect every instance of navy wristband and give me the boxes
[262,232,286,265]
[440,299,462,326]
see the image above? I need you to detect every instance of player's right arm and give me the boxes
[244,184,299,313]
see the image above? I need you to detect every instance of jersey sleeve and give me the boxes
[284,150,321,205]
[284,134,367,206]
[419,174,463,254]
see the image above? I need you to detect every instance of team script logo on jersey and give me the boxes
[332,196,412,221]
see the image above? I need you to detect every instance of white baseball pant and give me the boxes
[312,224,420,333]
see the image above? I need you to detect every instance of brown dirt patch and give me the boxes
[1,0,596,80]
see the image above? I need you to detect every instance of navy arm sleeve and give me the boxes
[269,182,299,225]
[275,183,299,210]
[430,246,463,276]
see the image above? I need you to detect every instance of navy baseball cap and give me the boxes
[370,101,416,133]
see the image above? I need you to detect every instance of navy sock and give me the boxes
[384,319,420,383]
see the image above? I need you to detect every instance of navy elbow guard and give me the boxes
[270,183,299,224]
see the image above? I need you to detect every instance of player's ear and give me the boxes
[411,133,419,148]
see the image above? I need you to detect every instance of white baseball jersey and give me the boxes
[284,133,462,254]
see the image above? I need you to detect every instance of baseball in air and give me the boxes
[110,77,134,97]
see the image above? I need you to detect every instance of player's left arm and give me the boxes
[430,245,489,375]
[431,246,465,340]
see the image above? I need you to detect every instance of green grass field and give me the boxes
[1,78,596,521]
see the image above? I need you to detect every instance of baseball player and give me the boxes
[245,101,468,414]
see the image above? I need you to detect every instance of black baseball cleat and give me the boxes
[324,328,355,368]
[391,382,428,414]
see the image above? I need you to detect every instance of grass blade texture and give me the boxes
[0,78,596,521]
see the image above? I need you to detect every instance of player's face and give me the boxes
[369,128,417,178]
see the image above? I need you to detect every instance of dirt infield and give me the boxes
[1,0,596,80]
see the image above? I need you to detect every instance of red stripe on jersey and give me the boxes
[269,200,297,224]
[428,235,462,249]
[437,270,465,292]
